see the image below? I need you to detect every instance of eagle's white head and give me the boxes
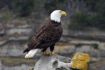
[50,10,67,23]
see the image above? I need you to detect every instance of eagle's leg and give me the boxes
[49,44,55,55]
[42,48,50,56]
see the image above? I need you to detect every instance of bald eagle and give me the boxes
[23,10,67,58]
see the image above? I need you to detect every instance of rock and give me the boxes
[89,59,105,70]
[34,55,71,70]
[0,61,2,70]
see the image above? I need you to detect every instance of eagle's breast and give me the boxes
[43,21,63,42]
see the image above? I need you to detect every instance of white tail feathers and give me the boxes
[25,49,41,58]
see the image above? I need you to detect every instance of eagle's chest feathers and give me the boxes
[45,21,62,38]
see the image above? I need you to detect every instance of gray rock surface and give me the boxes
[34,55,71,70]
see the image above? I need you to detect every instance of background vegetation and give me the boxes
[0,0,105,30]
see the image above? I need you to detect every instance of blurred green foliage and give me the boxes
[0,0,105,30]
[44,0,67,14]
[8,0,35,17]
[69,0,105,30]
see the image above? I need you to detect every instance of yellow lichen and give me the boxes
[71,52,90,70]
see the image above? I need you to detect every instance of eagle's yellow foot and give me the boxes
[43,51,54,56]
[50,52,55,55]
[43,51,49,56]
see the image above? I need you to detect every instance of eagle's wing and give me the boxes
[23,23,49,53]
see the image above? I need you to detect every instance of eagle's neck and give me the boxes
[50,13,61,23]
[50,20,61,26]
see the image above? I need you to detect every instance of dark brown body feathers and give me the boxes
[23,20,63,53]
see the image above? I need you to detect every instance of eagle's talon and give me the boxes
[43,51,49,56]
[43,51,55,56]
[50,52,55,55]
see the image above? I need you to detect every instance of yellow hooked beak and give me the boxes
[60,11,67,16]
